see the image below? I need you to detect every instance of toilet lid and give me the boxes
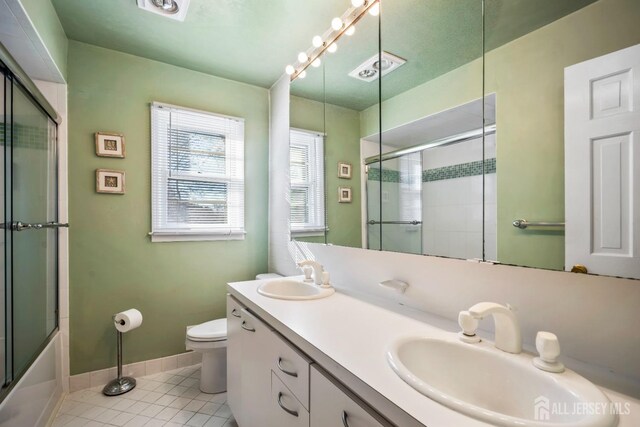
[187,319,227,342]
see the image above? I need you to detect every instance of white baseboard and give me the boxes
[69,351,202,392]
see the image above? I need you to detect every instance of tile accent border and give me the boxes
[423,158,496,182]
[69,351,203,392]
[367,159,497,184]
[367,167,400,183]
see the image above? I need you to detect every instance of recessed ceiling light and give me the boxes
[137,0,190,21]
[359,69,377,78]
[151,0,179,14]
[349,51,407,82]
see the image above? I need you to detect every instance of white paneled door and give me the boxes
[565,43,640,279]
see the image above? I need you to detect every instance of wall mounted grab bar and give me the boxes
[10,221,70,231]
[512,219,564,229]
[368,220,422,225]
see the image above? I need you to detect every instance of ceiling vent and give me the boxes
[349,51,407,82]
[136,0,191,21]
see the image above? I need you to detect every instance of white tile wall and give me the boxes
[421,135,497,260]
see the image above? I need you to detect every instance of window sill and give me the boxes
[150,231,246,243]
[291,228,327,238]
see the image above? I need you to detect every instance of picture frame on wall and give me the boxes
[95,132,126,158]
[338,186,352,203]
[338,161,352,179]
[96,169,126,194]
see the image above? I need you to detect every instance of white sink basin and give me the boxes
[387,337,617,427]
[257,279,335,300]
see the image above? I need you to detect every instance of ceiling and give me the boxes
[52,0,598,111]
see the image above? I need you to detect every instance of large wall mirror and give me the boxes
[289,1,381,248]
[288,0,640,281]
[485,0,640,280]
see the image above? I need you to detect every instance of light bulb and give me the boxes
[331,17,343,31]
[285,65,295,75]
[312,36,323,48]
[345,26,356,36]
[299,70,307,79]
[369,2,380,16]
[327,43,338,53]
[351,0,365,7]
[298,52,309,63]
[312,58,321,68]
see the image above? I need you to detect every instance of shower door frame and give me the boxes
[0,59,60,404]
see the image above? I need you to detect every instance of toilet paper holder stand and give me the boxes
[103,317,137,396]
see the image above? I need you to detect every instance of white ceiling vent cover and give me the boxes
[136,0,191,22]
[349,51,407,82]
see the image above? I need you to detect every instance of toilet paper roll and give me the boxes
[114,309,143,333]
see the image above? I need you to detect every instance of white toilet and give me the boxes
[186,274,282,393]
[185,318,227,393]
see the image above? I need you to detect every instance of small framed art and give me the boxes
[338,161,352,179]
[338,186,352,203]
[95,132,125,158]
[96,169,126,194]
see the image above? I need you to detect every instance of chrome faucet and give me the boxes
[297,260,324,286]
[458,302,522,354]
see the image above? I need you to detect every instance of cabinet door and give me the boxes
[271,371,310,427]
[310,366,391,427]
[241,308,277,427]
[226,295,244,421]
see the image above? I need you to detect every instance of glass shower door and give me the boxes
[1,75,58,389]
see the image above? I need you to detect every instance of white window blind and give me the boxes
[290,128,325,235]
[151,102,245,242]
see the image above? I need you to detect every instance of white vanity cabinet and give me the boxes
[227,294,391,427]
[225,296,243,418]
[310,365,391,427]
[226,296,276,427]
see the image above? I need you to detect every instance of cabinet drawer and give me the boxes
[310,365,391,427]
[270,332,311,409]
[271,371,310,427]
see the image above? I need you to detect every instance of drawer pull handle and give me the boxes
[231,308,241,318]
[277,392,299,417]
[277,357,298,378]
[241,321,255,332]
[342,410,350,427]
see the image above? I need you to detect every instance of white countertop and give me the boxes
[227,278,640,427]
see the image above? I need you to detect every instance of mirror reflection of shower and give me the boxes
[361,95,496,260]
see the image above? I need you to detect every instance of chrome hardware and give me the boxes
[342,411,350,427]
[12,221,69,231]
[231,309,241,318]
[277,357,298,378]
[512,219,564,229]
[277,392,299,417]
[368,220,421,225]
[240,321,255,332]
[365,125,497,165]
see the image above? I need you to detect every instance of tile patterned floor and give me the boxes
[52,365,238,427]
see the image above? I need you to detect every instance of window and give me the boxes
[151,102,245,242]
[290,128,325,235]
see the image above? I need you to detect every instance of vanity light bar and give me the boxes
[287,0,380,82]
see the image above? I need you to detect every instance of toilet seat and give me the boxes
[187,319,227,342]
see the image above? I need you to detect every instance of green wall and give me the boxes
[360,0,640,270]
[67,41,269,374]
[290,95,362,248]
[19,0,68,80]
